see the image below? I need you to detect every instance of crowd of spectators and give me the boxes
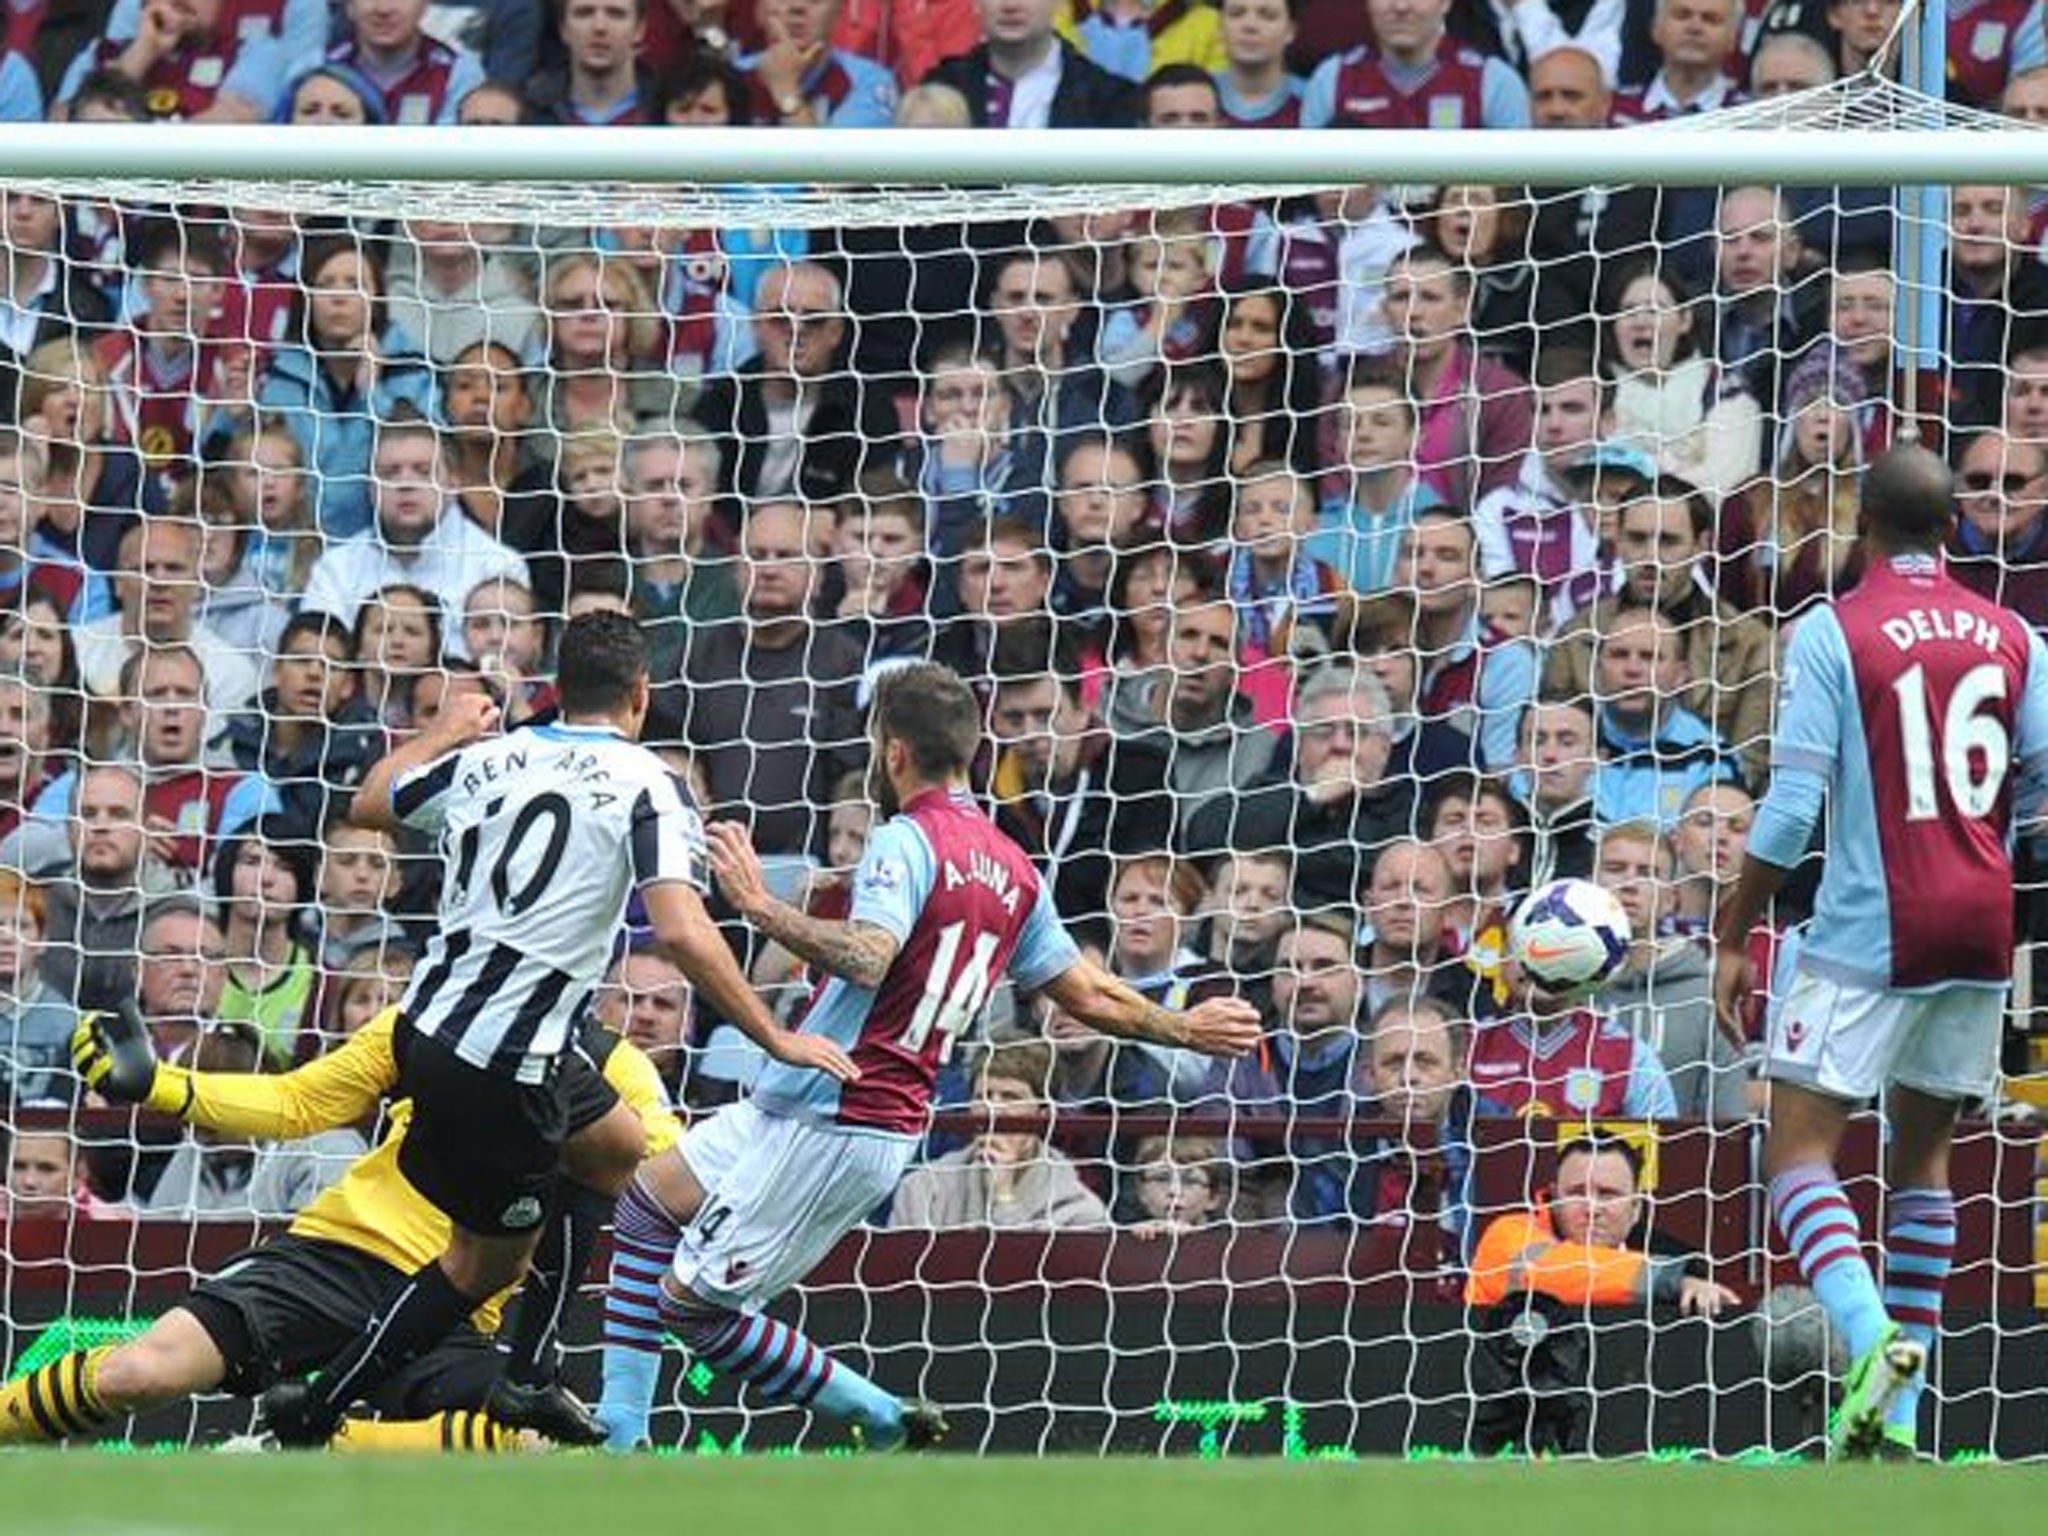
[0,0,2044,1275]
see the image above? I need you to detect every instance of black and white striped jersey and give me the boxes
[390,721,709,1082]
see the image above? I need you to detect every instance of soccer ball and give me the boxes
[1507,878,1632,999]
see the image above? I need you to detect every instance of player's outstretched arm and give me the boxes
[349,691,500,832]
[643,878,861,1082]
[73,1002,398,1138]
[705,820,900,990]
[1036,954,1262,1058]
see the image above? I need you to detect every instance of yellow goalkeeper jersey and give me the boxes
[171,1007,683,1333]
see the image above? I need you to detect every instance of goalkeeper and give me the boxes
[0,1001,680,1453]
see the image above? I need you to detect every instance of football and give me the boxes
[1507,878,1633,999]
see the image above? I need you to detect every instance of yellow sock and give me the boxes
[329,1410,522,1454]
[0,1347,114,1445]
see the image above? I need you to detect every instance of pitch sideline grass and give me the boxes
[3,1455,2046,1536]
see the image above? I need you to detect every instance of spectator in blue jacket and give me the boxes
[251,237,436,541]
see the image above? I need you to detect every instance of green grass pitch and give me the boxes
[3,1456,2046,1536]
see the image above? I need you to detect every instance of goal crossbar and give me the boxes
[5,121,2048,187]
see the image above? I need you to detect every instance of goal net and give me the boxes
[0,72,2045,1461]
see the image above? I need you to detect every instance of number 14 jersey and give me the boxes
[1774,553,2048,991]
[754,786,1080,1134]
[392,723,710,1081]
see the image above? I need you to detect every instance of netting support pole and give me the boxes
[1892,0,1950,439]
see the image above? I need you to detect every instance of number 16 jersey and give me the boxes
[392,722,710,1081]
[753,786,1080,1134]
[1772,553,2048,991]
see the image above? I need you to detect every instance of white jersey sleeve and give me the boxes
[390,745,470,834]
[629,771,711,893]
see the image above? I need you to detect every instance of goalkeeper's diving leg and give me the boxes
[0,1310,528,1452]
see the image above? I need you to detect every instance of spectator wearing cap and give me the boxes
[1726,347,1868,618]
[0,872,79,1105]
[1546,475,1775,781]
[922,0,1139,126]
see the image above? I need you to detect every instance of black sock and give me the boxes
[504,1181,613,1386]
[312,1260,479,1423]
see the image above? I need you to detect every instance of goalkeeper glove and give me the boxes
[70,999,196,1116]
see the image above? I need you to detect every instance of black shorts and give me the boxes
[184,1234,500,1415]
[391,1018,621,1237]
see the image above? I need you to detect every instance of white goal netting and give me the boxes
[1,66,2046,1460]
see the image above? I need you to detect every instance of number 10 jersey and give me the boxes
[752,786,1080,1135]
[391,722,710,1081]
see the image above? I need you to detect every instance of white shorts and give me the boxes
[672,1098,916,1311]
[1764,970,2005,1103]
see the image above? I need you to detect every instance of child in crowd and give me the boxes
[557,425,631,578]
[213,818,320,1066]
[1310,364,1441,596]
[321,946,417,1045]
[1099,210,1217,390]
[351,582,442,729]
[1477,572,1542,642]
[1122,1132,1232,1230]
[222,611,386,833]
[891,1042,1108,1230]
[1227,461,1345,722]
[309,815,405,971]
